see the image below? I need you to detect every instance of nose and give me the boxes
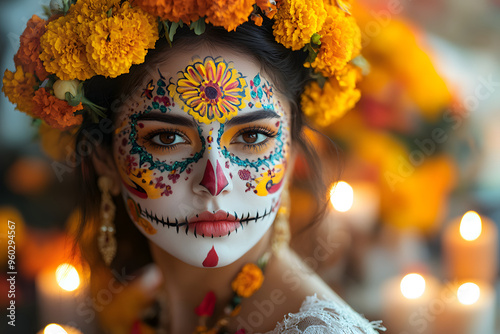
[198,159,231,196]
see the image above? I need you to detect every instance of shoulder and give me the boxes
[256,248,385,334]
[267,294,386,334]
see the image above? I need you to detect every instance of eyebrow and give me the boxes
[137,112,197,127]
[225,109,281,127]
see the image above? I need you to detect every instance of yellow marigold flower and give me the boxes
[2,66,37,115]
[306,4,361,77]
[67,0,121,43]
[40,16,96,81]
[86,2,159,78]
[32,88,84,130]
[273,0,327,51]
[301,64,361,127]
[231,263,264,298]
[14,15,48,81]
[205,0,255,31]
[134,0,206,24]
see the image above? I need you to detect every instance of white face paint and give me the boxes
[113,48,291,268]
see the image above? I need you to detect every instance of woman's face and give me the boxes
[113,46,292,268]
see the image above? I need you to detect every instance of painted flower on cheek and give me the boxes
[168,56,248,124]
[125,155,138,175]
[167,170,180,183]
[162,185,173,197]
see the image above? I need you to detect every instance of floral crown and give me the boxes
[3,0,363,135]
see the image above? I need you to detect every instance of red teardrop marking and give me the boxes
[202,246,219,267]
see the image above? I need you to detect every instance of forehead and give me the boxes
[119,46,284,122]
[157,46,262,84]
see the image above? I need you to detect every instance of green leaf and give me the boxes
[193,19,206,35]
[62,0,74,15]
[303,44,318,63]
[169,21,180,42]
[107,8,113,17]
[311,33,322,46]
[162,21,172,47]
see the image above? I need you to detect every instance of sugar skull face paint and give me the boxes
[113,48,291,268]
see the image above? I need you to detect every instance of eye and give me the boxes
[145,130,190,149]
[231,127,277,146]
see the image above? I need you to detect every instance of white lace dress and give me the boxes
[268,295,385,334]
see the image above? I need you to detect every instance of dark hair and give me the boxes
[76,17,338,272]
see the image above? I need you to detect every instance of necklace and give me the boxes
[193,251,271,334]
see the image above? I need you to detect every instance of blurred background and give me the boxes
[0,0,499,333]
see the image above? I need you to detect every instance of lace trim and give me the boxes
[267,294,386,334]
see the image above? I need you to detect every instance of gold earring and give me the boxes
[97,176,117,266]
[272,186,291,254]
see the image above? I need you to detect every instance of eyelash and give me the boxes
[232,126,278,151]
[143,129,189,151]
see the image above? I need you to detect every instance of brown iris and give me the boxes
[158,133,176,144]
[242,132,258,143]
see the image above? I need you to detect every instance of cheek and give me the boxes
[114,127,195,200]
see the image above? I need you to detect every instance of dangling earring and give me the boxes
[272,185,291,254]
[97,176,117,266]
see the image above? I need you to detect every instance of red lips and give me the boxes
[188,210,240,237]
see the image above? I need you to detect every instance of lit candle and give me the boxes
[36,263,88,329]
[435,282,495,334]
[36,323,83,334]
[329,181,380,233]
[382,273,440,334]
[443,211,498,282]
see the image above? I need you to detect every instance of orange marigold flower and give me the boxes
[306,4,361,77]
[231,263,264,298]
[273,0,327,50]
[86,2,159,78]
[14,15,48,81]
[205,0,255,31]
[134,0,206,24]
[256,0,277,19]
[2,66,37,115]
[32,88,83,130]
[251,13,264,26]
[40,15,96,81]
[301,64,361,127]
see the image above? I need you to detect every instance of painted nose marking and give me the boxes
[200,160,229,196]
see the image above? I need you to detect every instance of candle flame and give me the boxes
[457,282,480,305]
[44,324,68,334]
[55,263,80,292]
[400,273,426,299]
[330,181,354,212]
[460,211,482,241]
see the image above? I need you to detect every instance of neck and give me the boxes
[149,229,272,332]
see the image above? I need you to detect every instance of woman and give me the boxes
[3,0,384,333]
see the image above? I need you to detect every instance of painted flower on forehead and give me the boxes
[168,56,249,124]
